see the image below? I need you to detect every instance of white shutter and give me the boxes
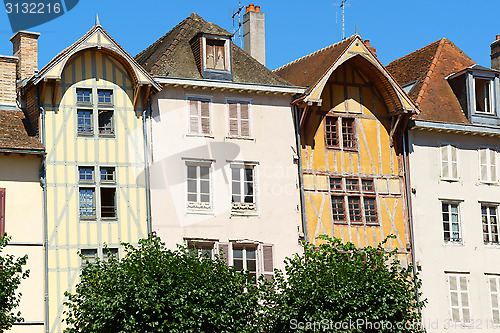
[189,99,199,134]
[228,102,239,136]
[480,149,488,182]
[217,242,231,266]
[240,102,250,137]
[490,277,500,324]
[490,149,497,182]
[261,244,274,282]
[451,146,458,179]
[441,145,449,178]
[200,100,211,135]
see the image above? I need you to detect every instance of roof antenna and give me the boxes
[334,0,350,40]
[95,13,100,26]
[232,0,245,47]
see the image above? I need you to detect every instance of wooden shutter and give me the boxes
[189,99,199,134]
[441,145,449,178]
[228,102,239,136]
[449,275,460,321]
[217,242,231,266]
[261,244,274,281]
[240,103,250,137]
[480,149,488,181]
[200,100,211,135]
[459,276,471,322]
[450,146,458,179]
[490,277,500,324]
[490,149,497,182]
[0,188,4,237]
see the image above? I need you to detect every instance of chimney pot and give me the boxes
[246,4,255,13]
[496,35,500,41]
[363,39,377,57]
[255,5,260,12]
[364,40,371,47]
[492,35,500,70]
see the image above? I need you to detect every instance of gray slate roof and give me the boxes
[135,13,291,86]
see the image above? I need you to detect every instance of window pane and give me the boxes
[79,188,95,217]
[79,167,94,182]
[233,248,243,259]
[233,259,243,271]
[361,179,374,192]
[100,188,116,218]
[342,118,355,148]
[346,179,359,191]
[98,110,114,135]
[325,117,338,147]
[200,167,209,180]
[76,89,91,103]
[187,166,197,179]
[331,196,345,221]
[364,198,377,223]
[187,179,197,193]
[330,178,342,191]
[244,168,253,182]
[98,90,113,104]
[77,110,93,134]
[348,197,361,222]
[200,180,210,194]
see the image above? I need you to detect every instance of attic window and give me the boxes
[206,39,226,71]
[475,78,494,114]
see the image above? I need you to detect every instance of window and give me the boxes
[188,241,214,259]
[475,78,494,114]
[330,177,377,225]
[228,101,251,138]
[77,110,93,135]
[482,205,499,244]
[324,116,356,150]
[97,90,113,105]
[233,245,257,281]
[206,39,226,70]
[448,274,471,324]
[103,248,118,262]
[79,166,117,220]
[479,148,497,183]
[489,275,500,324]
[76,88,92,104]
[440,144,459,180]
[188,98,211,135]
[325,117,339,147]
[0,188,5,237]
[231,164,256,212]
[81,249,98,269]
[442,202,461,243]
[98,110,114,135]
[187,163,211,210]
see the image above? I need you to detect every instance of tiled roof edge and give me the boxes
[415,38,446,105]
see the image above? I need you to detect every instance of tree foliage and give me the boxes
[261,235,426,332]
[63,235,261,333]
[0,234,29,332]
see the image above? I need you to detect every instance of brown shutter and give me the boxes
[262,244,274,281]
[189,99,199,134]
[0,188,4,236]
[200,100,211,135]
[228,102,239,136]
[217,242,231,265]
[240,103,250,137]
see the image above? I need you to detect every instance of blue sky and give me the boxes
[0,0,498,72]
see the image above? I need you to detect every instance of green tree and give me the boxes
[63,235,261,333]
[261,235,426,333]
[0,234,29,332]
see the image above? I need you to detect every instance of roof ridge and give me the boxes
[415,38,446,105]
[387,38,443,68]
[273,36,355,72]
[442,38,476,65]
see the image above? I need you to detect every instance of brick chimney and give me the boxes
[0,55,18,106]
[243,4,266,66]
[363,40,377,57]
[491,35,500,70]
[10,30,40,84]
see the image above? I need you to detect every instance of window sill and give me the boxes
[484,243,500,247]
[101,218,118,222]
[225,136,255,142]
[443,241,464,246]
[185,134,214,139]
[474,110,497,117]
[478,181,499,186]
[80,217,97,221]
[440,178,459,182]
[230,211,259,217]
[77,132,94,137]
[186,209,215,216]
[98,133,115,138]
[333,221,348,225]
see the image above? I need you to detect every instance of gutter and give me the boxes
[413,119,500,136]
[143,98,152,235]
[0,148,44,155]
[36,92,49,333]
[293,105,308,243]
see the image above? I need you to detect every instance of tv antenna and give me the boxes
[334,0,350,40]
[232,0,245,47]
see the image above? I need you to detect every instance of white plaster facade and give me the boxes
[149,84,304,274]
[409,122,500,332]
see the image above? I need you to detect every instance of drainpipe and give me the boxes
[402,129,422,319]
[36,91,49,333]
[293,104,308,244]
[142,97,152,235]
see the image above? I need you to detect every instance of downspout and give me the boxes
[142,97,152,235]
[293,104,308,243]
[402,127,422,318]
[36,91,49,333]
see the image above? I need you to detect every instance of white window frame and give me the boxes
[488,274,500,324]
[441,201,463,244]
[186,239,216,259]
[473,76,495,114]
[440,143,459,181]
[185,160,214,213]
[229,161,258,216]
[186,96,213,137]
[481,204,500,245]
[447,273,472,325]
[201,36,232,73]
[478,147,497,184]
[78,165,117,221]
[80,247,119,269]
[226,99,252,139]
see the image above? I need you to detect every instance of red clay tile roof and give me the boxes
[0,109,44,153]
[386,38,475,124]
[135,13,291,86]
[273,36,354,91]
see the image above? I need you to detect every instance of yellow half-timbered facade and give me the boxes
[275,36,418,257]
[20,22,160,332]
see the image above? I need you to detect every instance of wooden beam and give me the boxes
[142,85,151,111]
[40,79,47,106]
[52,80,59,107]
[133,85,141,109]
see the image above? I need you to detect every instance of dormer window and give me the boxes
[475,77,494,114]
[206,39,226,70]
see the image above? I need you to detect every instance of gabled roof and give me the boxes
[273,36,354,91]
[386,38,475,124]
[32,22,161,91]
[0,108,44,154]
[134,13,291,86]
[273,35,417,114]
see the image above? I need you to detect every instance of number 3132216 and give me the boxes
[5,2,61,14]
